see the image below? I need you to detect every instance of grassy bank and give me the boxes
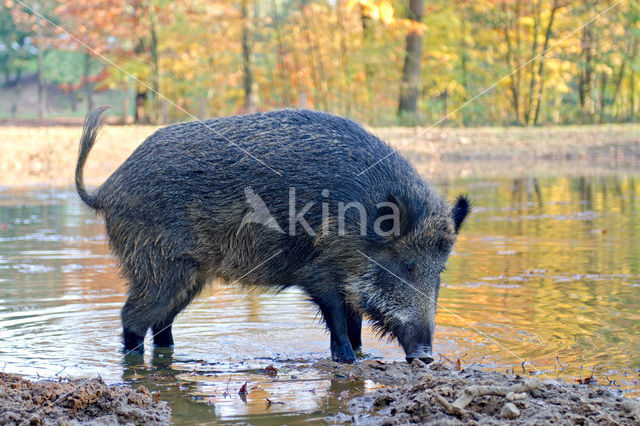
[1,123,639,187]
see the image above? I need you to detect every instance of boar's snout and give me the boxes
[405,345,434,364]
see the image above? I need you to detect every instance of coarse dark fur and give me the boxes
[75,107,469,363]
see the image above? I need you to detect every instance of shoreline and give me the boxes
[3,360,638,425]
[0,373,170,425]
[0,123,638,188]
[321,359,640,424]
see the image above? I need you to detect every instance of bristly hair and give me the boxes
[363,304,402,342]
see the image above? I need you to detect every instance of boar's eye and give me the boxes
[404,261,415,274]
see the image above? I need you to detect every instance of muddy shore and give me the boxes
[320,360,640,425]
[1,123,639,187]
[0,373,170,425]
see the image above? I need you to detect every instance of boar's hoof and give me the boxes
[123,329,145,354]
[152,325,174,347]
[331,343,357,364]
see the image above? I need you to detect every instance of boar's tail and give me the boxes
[75,106,110,210]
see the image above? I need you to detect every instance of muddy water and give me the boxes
[0,174,638,423]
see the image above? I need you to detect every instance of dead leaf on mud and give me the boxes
[238,382,248,395]
[264,365,278,376]
[577,365,599,385]
[576,376,599,385]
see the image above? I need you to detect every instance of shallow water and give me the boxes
[0,174,639,423]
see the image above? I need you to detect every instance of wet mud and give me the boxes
[0,373,170,425]
[320,360,640,425]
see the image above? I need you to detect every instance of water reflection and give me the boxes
[0,175,638,423]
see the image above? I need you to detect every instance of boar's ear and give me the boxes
[374,193,411,242]
[452,195,470,233]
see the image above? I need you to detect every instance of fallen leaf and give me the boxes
[238,382,248,395]
[266,398,284,405]
[265,365,278,376]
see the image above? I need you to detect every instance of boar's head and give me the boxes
[341,190,470,364]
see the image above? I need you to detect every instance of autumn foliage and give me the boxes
[1,0,639,126]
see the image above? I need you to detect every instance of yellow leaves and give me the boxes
[345,0,395,25]
[519,16,535,28]
[609,52,625,68]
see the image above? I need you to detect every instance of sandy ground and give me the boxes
[1,122,639,187]
[0,373,170,425]
[320,360,640,425]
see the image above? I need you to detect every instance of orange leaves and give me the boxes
[345,0,395,24]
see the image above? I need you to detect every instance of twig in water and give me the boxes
[521,361,526,374]
[56,366,67,376]
[555,355,565,372]
[579,365,583,382]
[224,377,232,396]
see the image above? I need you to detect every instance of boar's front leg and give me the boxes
[346,307,363,353]
[312,291,357,363]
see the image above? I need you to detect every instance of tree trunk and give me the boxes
[11,69,22,115]
[302,7,327,111]
[361,6,375,121]
[578,3,595,122]
[628,38,638,122]
[503,2,521,124]
[524,0,541,125]
[84,52,94,113]
[135,90,147,123]
[148,5,160,123]
[532,0,559,126]
[271,0,290,105]
[241,0,256,112]
[398,0,425,117]
[610,58,626,121]
[598,72,608,123]
[35,4,46,119]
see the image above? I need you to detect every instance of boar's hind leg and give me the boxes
[346,307,363,353]
[311,292,356,364]
[121,257,200,353]
[151,272,206,347]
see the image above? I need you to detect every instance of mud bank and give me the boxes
[1,123,639,186]
[0,373,170,425]
[319,360,640,425]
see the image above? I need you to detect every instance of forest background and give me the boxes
[1,0,639,127]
